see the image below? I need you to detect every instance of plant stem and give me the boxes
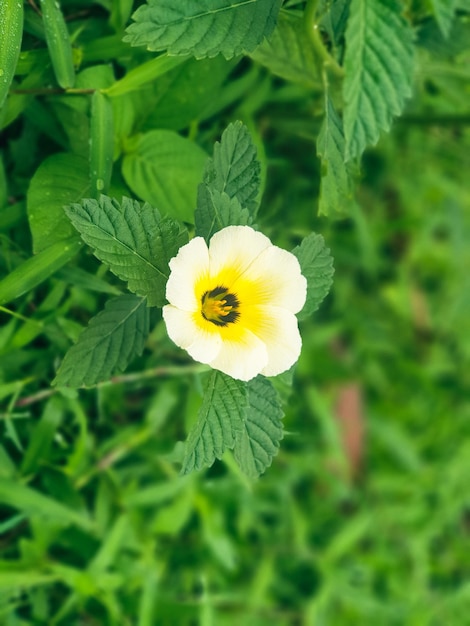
[304,0,344,79]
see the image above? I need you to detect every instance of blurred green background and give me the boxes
[1,2,470,624]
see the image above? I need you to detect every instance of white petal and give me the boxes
[208,226,272,280]
[165,237,209,311]
[238,246,307,313]
[246,306,302,377]
[162,305,222,364]
[208,329,268,382]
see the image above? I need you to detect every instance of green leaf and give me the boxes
[205,121,261,213]
[21,397,63,475]
[0,238,82,306]
[122,130,207,223]
[0,480,92,530]
[343,0,414,160]
[430,0,457,37]
[27,153,90,253]
[195,188,252,243]
[124,0,283,60]
[105,55,188,97]
[54,295,150,387]
[292,233,334,320]
[233,376,284,478]
[181,371,248,474]
[250,10,320,87]
[90,91,114,198]
[0,0,24,110]
[64,195,188,307]
[317,96,358,217]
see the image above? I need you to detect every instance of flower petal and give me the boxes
[244,305,302,377]
[165,237,210,311]
[234,246,307,313]
[208,328,268,381]
[163,305,222,364]
[208,226,272,285]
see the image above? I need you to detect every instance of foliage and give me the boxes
[1,0,469,623]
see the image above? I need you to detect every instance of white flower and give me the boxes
[162,225,307,381]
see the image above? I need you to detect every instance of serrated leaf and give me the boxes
[317,96,358,216]
[250,10,320,87]
[122,130,207,223]
[430,0,457,38]
[181,371,248,474]
[343,0,414,160]
[64,195,188,307]
[54,295,149,387]
[124,0,283,60]
[233,376,284,478]
[319,0,350,49]
[195,188,252,243]
[292,233,334,320]
[27,153,90,253]
[205,121,261,214]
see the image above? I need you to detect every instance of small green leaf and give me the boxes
[250,10,320,87]
[124,0,283,60]
[195,188,252,243]
[233,376,284,478]
[105,55,188,97]
[27,153,90,253]
[343,0,414,160]
[122,130,207,223]
[317,96,358,217]
[39,0,75,89]
[430,0,457,37]
[54,295,149,388]
[204,121,261,215]
[21,397,63,476]
[292,233,334,320]
[0,238,82,305]
[181,371,248,474]
[64,195,188,307]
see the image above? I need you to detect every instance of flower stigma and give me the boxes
[201,286,240,326]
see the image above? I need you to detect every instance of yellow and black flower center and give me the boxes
[201,286,240,327]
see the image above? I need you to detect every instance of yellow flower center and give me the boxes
[201,286,240,327]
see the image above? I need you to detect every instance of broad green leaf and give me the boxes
[181,371,248,474]
[292,233,334,320]
[233,376,284,478]
[430,0,457,37]
[124,0,283,60]
[64,196,188,307]
[0,238,81,305]
[54,295,150,387]
[250,10,320,87]
[195,188,252,243]
[27,153,89,253]
[0,0,24,110]
[203,121,261,215]
[317,96,358,216]
[122,130,207,223]
[21,396,63,476]
[0,480,92,530]
[343,0,414,160]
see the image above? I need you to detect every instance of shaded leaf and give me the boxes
[233,376,284,478]
[430,0,457,37]
[181,371,248,474]
[54,295,150,387]
[343,0,414,160]
[122,130,207,223]
[64,195,188,307]
[27,153,89,253]
[124,0,283,60]
[250,10,320,87]
[292,233,334,319]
